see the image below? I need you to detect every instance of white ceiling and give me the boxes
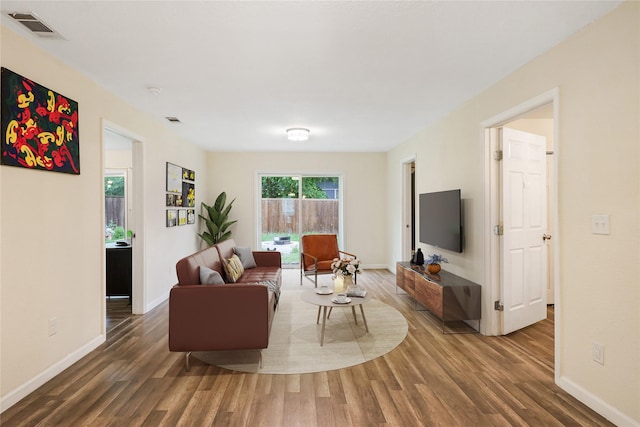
[1,1,622,153]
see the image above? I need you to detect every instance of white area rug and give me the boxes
[193,283,408,374]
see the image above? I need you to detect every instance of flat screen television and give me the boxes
[419,189,463,253]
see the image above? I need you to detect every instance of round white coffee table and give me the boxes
[301,289,372,346]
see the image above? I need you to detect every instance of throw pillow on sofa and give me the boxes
[224,254,245,283]
[233,246,257,269]
[199,266,225,285]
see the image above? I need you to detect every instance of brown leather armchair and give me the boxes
[300,234,356,287]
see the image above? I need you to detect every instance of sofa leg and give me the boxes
[185,351,192,372]
[259,350,263,369]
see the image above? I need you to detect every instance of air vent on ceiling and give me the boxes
[6,12,64,39]
[165,117,181,123]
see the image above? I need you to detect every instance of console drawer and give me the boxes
[415,276,443,319]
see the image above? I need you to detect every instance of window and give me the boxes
[105,171,128,242]
[259,175,342,267]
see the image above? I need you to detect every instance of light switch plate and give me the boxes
[591,214,610,235]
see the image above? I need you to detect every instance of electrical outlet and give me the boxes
[49,317,57,336]
[592,342,604,365]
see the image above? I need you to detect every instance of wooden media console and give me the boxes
[396,262,481,333]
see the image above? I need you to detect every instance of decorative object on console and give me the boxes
[411,248,424,265]
[427,264,441,274]
[198,191,237,245]
[1,67,80,174]
[426,253,448,275]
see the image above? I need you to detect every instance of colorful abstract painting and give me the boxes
[1,67,80,174]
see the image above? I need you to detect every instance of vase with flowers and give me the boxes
[331,256,361,292]
[425,253,448,274]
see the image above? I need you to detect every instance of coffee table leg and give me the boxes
[321,306,328,346]
[359,305,369,332]
[316,306,321,324]
[352,306,358,325]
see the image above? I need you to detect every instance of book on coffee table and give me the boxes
[346,288,367,298]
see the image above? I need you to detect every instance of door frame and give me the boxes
[480,88,559,348]
[401,155,417,263]
[102,120,146,323]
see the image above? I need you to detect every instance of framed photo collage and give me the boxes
[166,162,196,227]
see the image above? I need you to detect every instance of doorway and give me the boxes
[401,157,416,262]
[104,168,132,332]
[103,124,144,334]
[482,89,558,341]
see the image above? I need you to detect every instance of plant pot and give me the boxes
[427,263,441,274]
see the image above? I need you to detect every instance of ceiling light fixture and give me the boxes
[286,128,310,141]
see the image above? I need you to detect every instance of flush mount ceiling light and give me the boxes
[147,86,162,95]
[286,128,310,141]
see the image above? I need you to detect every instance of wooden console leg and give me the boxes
[185,351,192,372]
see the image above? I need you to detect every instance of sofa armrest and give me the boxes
[252,251,281,268]
[169,284,271,352]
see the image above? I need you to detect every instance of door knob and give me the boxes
[542,234,552,241]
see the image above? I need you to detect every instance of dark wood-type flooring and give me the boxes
[106,297,134,335]
[2,269,613,426]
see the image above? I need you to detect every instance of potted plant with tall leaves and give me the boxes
[198,192,237,246]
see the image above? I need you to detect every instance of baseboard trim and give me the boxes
[145,291,168,313]
[557,375,639,427]
[362,264,389,271]
[0,335,105,413]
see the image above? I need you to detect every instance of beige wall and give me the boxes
[0,26,208,408]
[387,2,639,424]
[205,152,387,268]
[1,2,638,424]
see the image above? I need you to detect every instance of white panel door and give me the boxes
[501,127,548,334]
